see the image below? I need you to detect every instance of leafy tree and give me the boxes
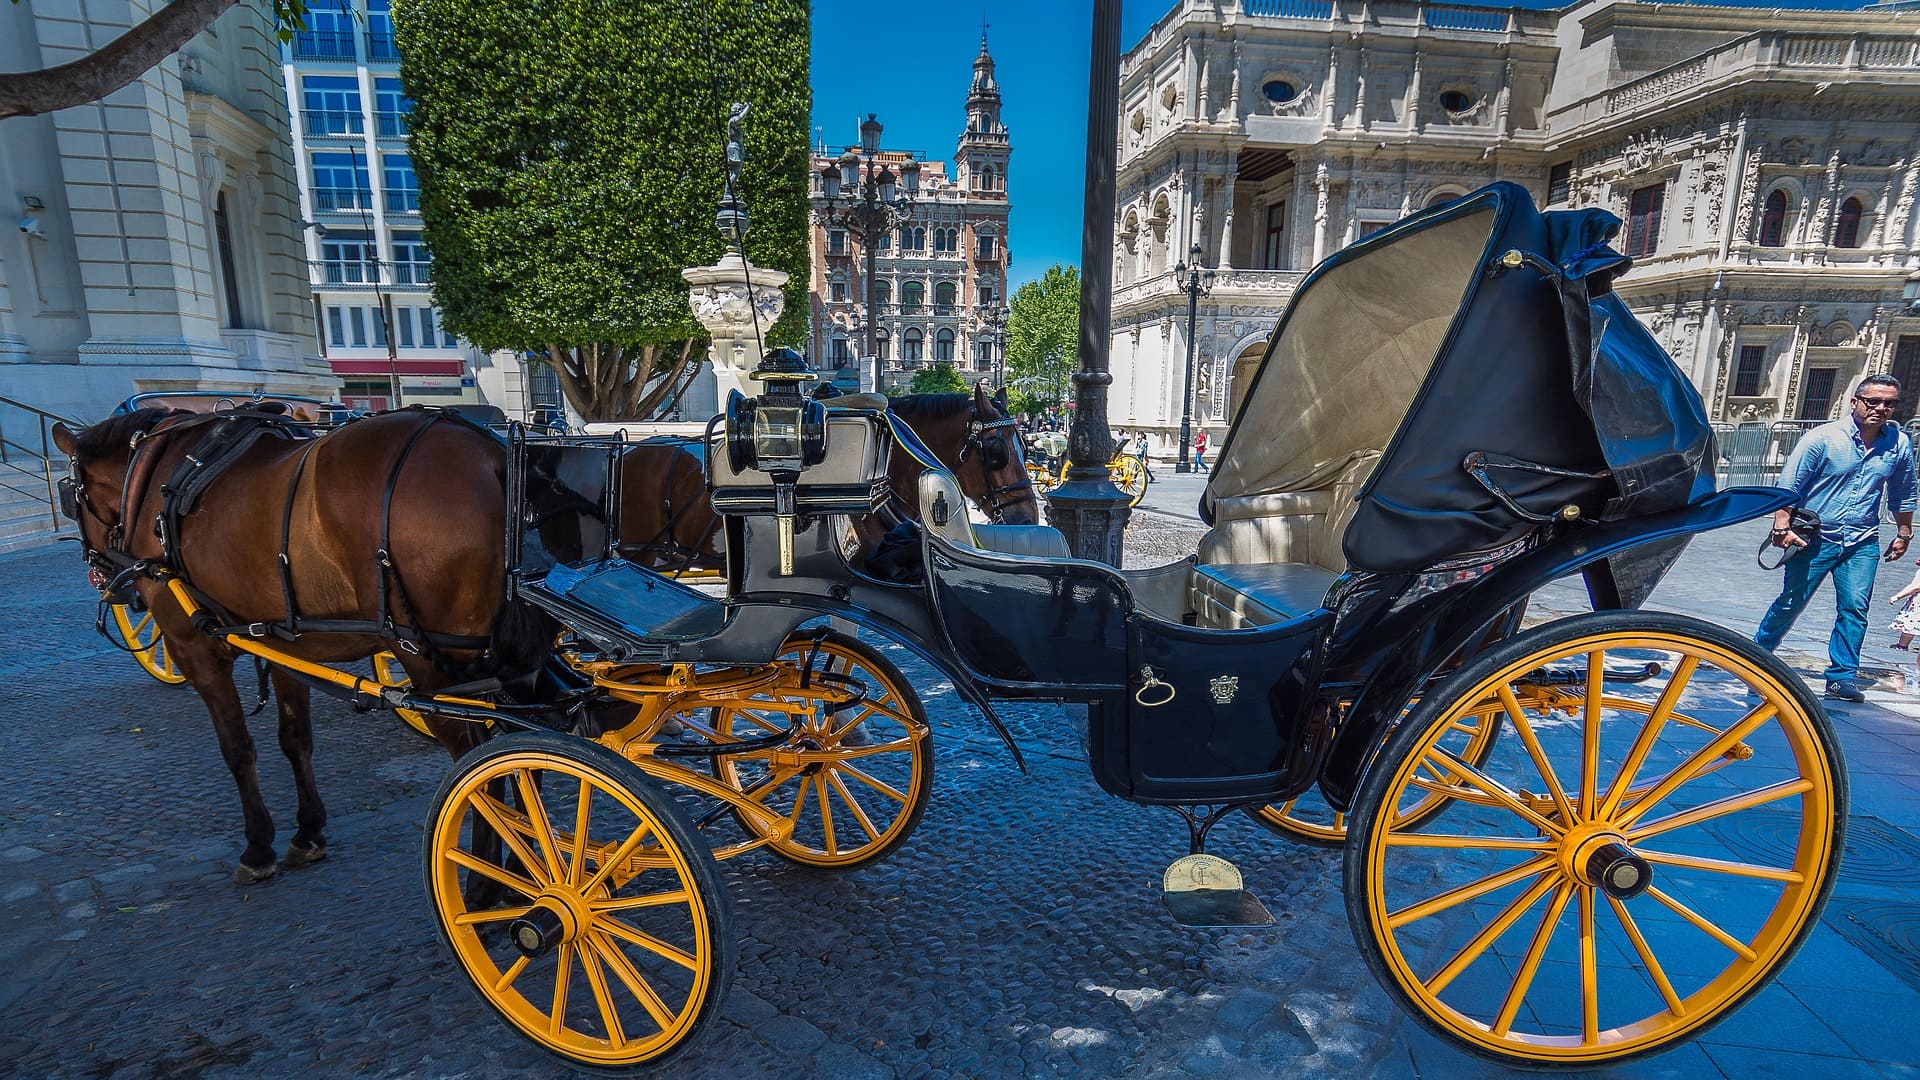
[1,0,311,120]
[393,0,809,420]
[902,363,968,396]
[1006,264,1080,410]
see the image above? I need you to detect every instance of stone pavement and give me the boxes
[2,504,1918,1079]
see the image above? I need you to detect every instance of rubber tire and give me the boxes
[1344,609,1846,1071]
[422,731,735,1075]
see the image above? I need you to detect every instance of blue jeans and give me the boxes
[1755,534,1880,682]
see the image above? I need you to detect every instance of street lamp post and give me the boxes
[815,114,919,386]
[981,302,1009,389]
[1173,243,1214,474]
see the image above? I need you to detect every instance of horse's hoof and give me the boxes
[233,860,279,885]
[283,841,328,868]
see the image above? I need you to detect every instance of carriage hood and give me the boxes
[1202,182,1714,581]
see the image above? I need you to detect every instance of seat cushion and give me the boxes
[1191,562,1337,628]
[973,524,1070,558]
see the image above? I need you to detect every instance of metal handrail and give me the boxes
[0,394,81,535]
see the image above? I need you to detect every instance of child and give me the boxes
[1891,563,1920,650]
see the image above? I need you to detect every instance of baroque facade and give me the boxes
[0,0,333,422]
[808,38,1013,392]
[1112,0,1920,456]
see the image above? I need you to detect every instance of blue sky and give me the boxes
[810,0,1878,292]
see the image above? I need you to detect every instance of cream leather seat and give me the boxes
[917,470,1070,559]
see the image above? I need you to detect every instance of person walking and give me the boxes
[1133,432,1156,483]
[1756,373,1917,702]
[1193,429,1210,475]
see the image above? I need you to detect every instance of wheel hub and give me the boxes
[507,889,589,958]
[1559,824,1654,901]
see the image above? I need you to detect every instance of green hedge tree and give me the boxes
[393,0,809,420]
[1006,264,1080,410]
[901,362,968,397]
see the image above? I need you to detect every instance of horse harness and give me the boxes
[890,404,1036,525]
[65,406,496,669]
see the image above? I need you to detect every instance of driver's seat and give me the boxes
[917,471,1070,559]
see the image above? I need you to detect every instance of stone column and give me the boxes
[682,252,789,419]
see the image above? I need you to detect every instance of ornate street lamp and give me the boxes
[980,302,1009,389]
[815,114,920,381]
[1173,243,1215,474]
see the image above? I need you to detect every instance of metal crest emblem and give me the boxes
[1209,675,1240,704]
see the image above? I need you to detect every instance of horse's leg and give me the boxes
[270,668,329,867]
[170,636,280,884]
[415,669,516,909]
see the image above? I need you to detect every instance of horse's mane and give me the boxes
[887,393,975,420]
[69,408,181,462]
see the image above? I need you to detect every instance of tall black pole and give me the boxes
[864,220,879,381]
[1176,274,1197,473]
[1043,0,1130,564]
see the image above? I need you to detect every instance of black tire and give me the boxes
[1345,610,1845,1070]
[423,731,735,1074]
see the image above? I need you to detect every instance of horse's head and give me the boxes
[51,408,182,584]
[958,384,1040,525]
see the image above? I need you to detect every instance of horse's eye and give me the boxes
[983,438,1009,471]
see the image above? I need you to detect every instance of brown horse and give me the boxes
[54,408,534,884]
[617,384,1040,572]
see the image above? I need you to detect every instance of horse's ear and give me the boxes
[993,385,1010,413]
[52,422,78,456]
[974,382,990,410]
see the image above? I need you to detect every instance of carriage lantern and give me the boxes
[724,346,827,573]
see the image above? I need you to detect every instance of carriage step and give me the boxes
[1161,854,1275,928]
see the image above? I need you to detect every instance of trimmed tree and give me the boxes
[901,362,968,397]
[393,0,809,420]
[1006,263,1080,410]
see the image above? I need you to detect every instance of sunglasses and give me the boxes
[1855,397,1899,410]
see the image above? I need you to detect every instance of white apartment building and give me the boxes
[279,0,550,413]
[1112,0,1920,456]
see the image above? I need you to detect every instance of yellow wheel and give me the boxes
[1347,611,1844,1068]
[108,603,185,685]
[707,630,932,871]
[1248,701,1503,847]
[1110,456,1147,507]
[372,651,434,737]
[425,731,733,1072]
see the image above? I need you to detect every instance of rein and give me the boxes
[955,409,1036,524]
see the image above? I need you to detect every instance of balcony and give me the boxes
[311,187,375,212]
[365,32,400,62]
[375,112,410,138]
[301,109,364,139]
[383,188,422,214]
[310,260,380,288]
[291,31,355,61]
[391,262,432,286]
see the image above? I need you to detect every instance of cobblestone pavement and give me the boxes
[3,509,1918,1079]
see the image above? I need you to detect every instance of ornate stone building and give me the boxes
[0,0,334,422]
[808,38,1013,392]
[1112,0,1920,456]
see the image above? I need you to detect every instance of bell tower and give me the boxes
[954,32,1009,197]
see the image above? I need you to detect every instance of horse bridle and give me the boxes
[61,424,176,594]
[957,406,1038,524]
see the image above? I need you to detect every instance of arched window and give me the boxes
[980,165,996,191]
[934,281,956,308]
[935,327,955,361]
[1833,197,1863,249]
[1758,190,1788,247]
[900,280,924,311]
[902,227,926,251]
[874,280,890,305]
[876,329,891,361]
[903,327,924,361]
[1425,189,1461,209]
[829,335,849,368]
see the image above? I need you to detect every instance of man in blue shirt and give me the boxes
[1757,374,1917,701]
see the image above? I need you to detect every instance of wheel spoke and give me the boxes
[1428,747,1566,837]
[816,770,837,854]
[1427,872,1560,995]
[591,890,692,912]
[514,769,566,884]
[825,771,883,843]
[830,737,919,760]
[492,953,531,994]
[839,762,909,805]
[589,929,677,1034]
[580,821,656,897]
[1646,886,1759,962]
[1608,893,1686,1018]
[1498,685,1577,826]
[1637,849,1805,883]
[1388,855,1556,929]
[577,939,627,1050]
[1614,704,1779,830]
[1579,886,1599,1046]
[469,792,553,889]
[1626,778,1814,841]
[1492,882,1574,1037]
[600,915,702,972]
[452,904,533,926]
[444,847,542,898]
[550,942,571,1039]
[570,777,593,887]
[1383,833,1555,851]
[1596,655,1699,821]
[1580,650,1604,820]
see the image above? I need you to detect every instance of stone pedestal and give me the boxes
[682,253,789,419]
